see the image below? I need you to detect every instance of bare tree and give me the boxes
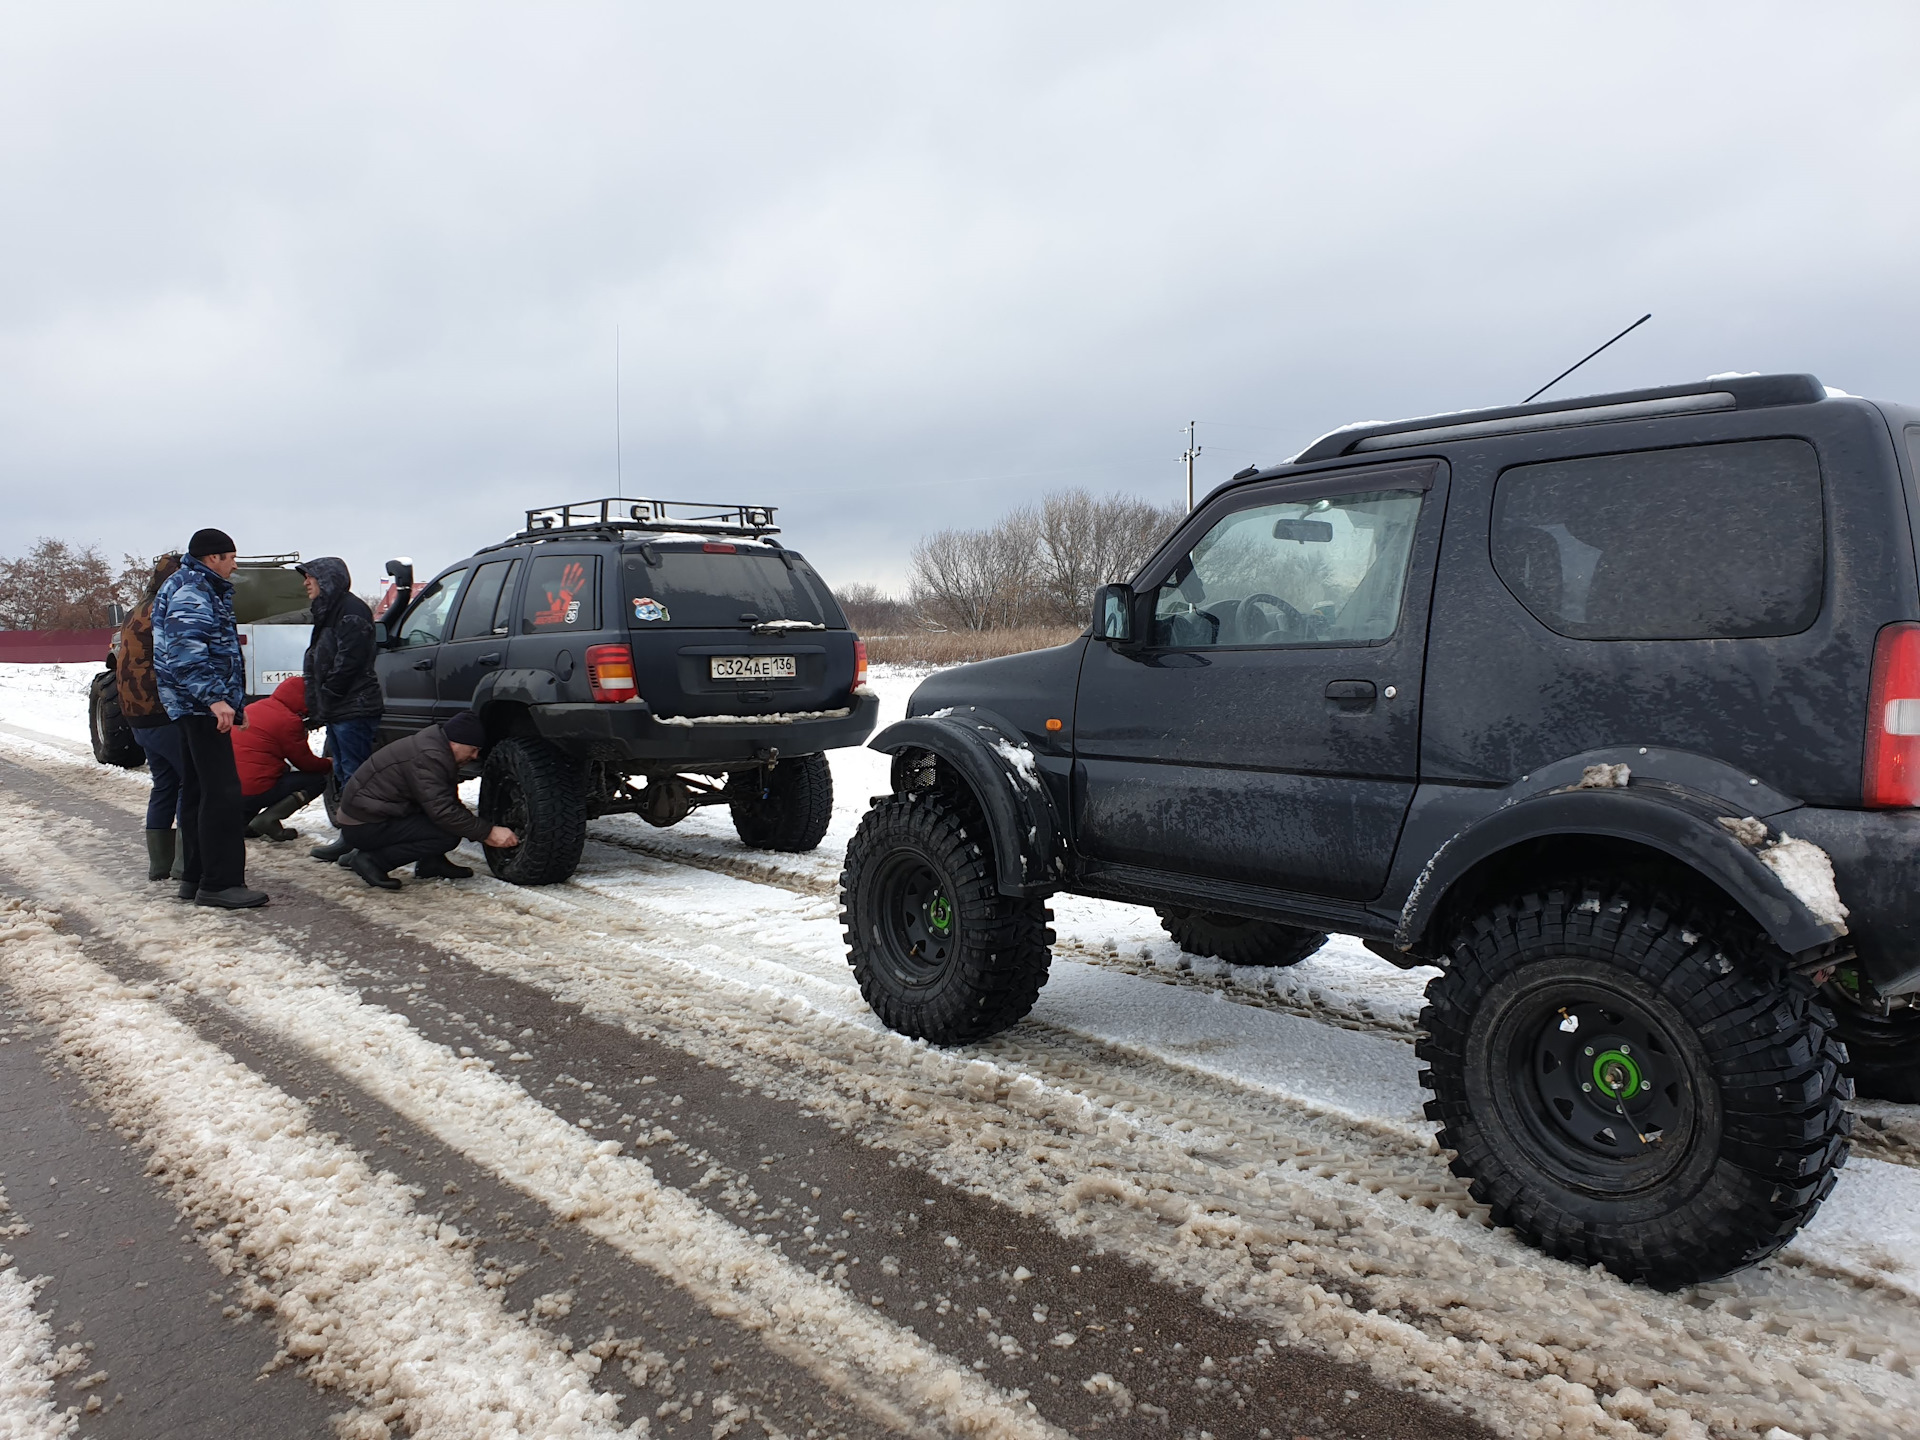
[910,506,1042,631]
[907,490,1178,631]
[1035,490,1181,624]
[833,582,916,635]
[0,538,136,630]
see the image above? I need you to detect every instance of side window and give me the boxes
[1152,489,1424,648]
[1492,439,1824,641]
[398,572,465,648]
[521,555,600,633]
[450,559,518,640]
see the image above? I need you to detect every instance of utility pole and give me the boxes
[615,326,623,498]
[1181,420,1202,511]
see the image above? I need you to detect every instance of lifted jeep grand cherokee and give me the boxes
[841,372,1920,1287]
[349,497,878,885]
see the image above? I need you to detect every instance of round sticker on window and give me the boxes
[632,596,670,622]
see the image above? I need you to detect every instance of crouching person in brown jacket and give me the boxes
[332,710,518,889]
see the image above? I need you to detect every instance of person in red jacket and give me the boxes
[233,676,334,841]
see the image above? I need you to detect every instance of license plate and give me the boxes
[258,670,301,686]
[710,655,796,681]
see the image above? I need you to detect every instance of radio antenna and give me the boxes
[1523,313,1651,404]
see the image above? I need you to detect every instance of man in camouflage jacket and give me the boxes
[152,528,268,909]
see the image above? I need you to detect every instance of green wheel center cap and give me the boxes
[1592,1048,1644,1100]
[926,894,953,935]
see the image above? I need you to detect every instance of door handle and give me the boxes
[1325,680,1376,701]
[412,657,434,671]
[478,652,502,667]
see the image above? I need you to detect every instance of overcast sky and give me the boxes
[4,2,1918,597]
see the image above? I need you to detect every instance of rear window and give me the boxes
[520,554,600,633]
[1491,438,1824,640]
[621,545,843,628]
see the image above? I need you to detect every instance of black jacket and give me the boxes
[334,723,490,842]
[301,557,383,723]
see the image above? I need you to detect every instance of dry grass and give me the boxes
[864,626,1083,668]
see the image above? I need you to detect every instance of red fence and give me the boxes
[0,628,115,664]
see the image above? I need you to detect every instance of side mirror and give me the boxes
[1091,583,1136,644]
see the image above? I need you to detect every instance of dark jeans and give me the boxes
[176,713,247,892]
[341,814,463,873]
[329,717,379,791]
[131,722,184,831]
[241,769,328,823]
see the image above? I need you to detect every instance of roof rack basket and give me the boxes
[520,497,780,539]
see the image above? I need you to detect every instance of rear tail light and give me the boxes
[1864,621,1920,806]
[853,637,868,690]
[585,643,637,703]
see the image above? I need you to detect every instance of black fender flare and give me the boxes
[870,708,1064,895]
[472,668,562,714]
[1397,784,1849,959]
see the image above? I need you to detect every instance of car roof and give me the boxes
[1286,373,1829,467]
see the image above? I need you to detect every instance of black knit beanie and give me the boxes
[442,711,485,748]
[188,527,237,558]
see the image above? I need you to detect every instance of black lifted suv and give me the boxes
[353,497,877,885]
[842,373,1920,1286]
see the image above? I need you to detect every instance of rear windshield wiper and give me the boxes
[752,618,827,634]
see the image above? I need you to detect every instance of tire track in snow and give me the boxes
[587,820,1434,1042]
[10,738,1920,1437]
[0,1180,69,1440]
[239,825,1920,1438]
[0,796,1068,1440]
[0,897,626,1440]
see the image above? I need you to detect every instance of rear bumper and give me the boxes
[1780,805,1920,996]
[531,691,881,765]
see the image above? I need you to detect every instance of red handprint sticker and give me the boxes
[532,561,586,627]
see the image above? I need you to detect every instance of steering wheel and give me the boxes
[1241,592,1305,642]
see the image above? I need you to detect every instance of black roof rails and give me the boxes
[517,496,779,540]
[1290,373,1828,465]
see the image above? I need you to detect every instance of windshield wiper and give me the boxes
[752,619,826,634]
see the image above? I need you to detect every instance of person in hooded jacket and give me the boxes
[295,556,383,862]
[117,552,185,880]
[233,675,333,841]
[152,527,268,909]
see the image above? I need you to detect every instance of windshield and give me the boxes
[620,545,845,629]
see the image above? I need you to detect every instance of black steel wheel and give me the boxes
[479,736,586,886]
[1827,994,1920,1103]
[1156,908,1326,967]
[841,791,1052,1044]
[727,753,833,852]
[88,670,144,768]
[1418,881,1852,1288]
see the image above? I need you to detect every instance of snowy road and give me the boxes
[3,663,1920,1439]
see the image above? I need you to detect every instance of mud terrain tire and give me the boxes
[1827,998,1920,1103]
[88,670,144,768]
[479,736,587,886]
[1156,908,1326,967]
[842,792,1053,1044]
[728,754,833,852]
[1417,882,1851,1288]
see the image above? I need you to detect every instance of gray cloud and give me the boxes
[4,2,1917,596]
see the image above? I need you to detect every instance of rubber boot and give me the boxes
[310,836,353,862]
[247,792,308,842]
[144,829,175,882]
[170,841,184,881]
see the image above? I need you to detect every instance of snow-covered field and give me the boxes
[5,658,1920,1439]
